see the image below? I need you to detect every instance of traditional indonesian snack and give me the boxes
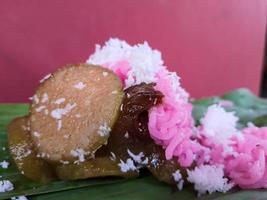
[6,38,267,196]
[29,64,123,162]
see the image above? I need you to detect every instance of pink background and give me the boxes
[0,0,266,102]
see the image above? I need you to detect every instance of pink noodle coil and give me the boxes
[102,60,131,86]
[148,69,207,167]
[224,127,267,189]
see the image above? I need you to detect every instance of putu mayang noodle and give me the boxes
[87,38,267,195]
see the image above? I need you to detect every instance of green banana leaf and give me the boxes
[192,88,267,127]
[1,89,267,200]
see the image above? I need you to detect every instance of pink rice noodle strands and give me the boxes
[102,60,131,86]
[224,127,267,189]
[148,69,205,167]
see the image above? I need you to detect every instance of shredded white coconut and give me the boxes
[39,152,50,158]
[37,152,49,158]
[153,98,158,105]
[30,95,39,104]
[177,180,184,191]
[87,38,164,88]
[33,131,41,138]
[54,98,65,105]
[247,122,256,128]
[0,180,14,192]
[63,134,70,139]
[102,71,108,77]
[35,105,46,112]
[41,93,49,103]
[0,160,9,169]
[10,143,32,161]
[75,114,81,118]
[118,158,137,172]
[11,196,28,200]
[74,82,86,90]
[127,149,144,163]
[110,152,116,161]
[187,165,233,196]
[142,157,149,165]
[127,149,148,168]
[40,73,51,83]
[57,120,62,131]
[97,123,111,137]
[59,160,70,165]
[70,148,86,162]
[51,103,76,131]
[200,104,238,138]
[200,104,243,155]
[51,103,76,120]
[172,170,184,190]
[124,132,129,138]
[173,170,182,182]
[167,71,189,101]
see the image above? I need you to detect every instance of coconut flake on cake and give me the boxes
[54,98,65,105]
[50,103,76,120]
[118,158,137,172]
[97,123,111,137]
[73,82,86,90]
[39,73,51,83]
[172,170,184,190]
[70,148,86,163]
[87,38,164,88]
[127,149,148,166]
[187,165,233,196]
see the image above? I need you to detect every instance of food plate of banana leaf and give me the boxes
[1,89,267,200]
